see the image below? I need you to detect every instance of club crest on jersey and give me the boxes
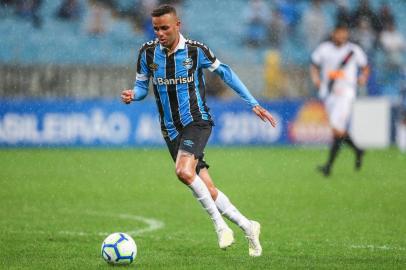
[149,63,159,71]
[182,58,193,69]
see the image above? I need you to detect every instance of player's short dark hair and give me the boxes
[151,5,177,17]
[334,22,349,31]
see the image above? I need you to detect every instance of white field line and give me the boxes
[349,244,406,251]
[4,211,164,237]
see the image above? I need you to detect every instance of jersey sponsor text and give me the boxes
[153,75,194,86]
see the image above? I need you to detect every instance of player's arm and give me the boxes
[198,47,276,127]
[310,44,324,90]
[353,45,370,87]
[214,63,276,126]
[309,63,321,89]
[121,48,150,104]
[357,65,370,86]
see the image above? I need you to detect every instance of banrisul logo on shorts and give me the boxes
[153,75,194,85]
[182,58,193,69]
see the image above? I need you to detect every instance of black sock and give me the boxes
[343,135,361,153]
[326,137,343,168]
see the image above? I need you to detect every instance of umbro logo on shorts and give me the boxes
[183,140,194,147]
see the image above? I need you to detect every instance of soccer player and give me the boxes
[121,5,276,256]
[310,23,370,177]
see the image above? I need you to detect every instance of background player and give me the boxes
[310,23,370,177]
[121,5,276,256]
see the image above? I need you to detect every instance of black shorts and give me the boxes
[164,121,212,174]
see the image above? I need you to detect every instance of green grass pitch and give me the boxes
[0,147,405,269]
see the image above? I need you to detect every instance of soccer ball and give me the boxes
[101,232,137,265]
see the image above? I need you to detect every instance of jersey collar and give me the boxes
[159,33,186,53]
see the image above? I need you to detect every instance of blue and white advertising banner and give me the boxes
[0,99,332,147]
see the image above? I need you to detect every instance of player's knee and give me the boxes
[332,128,346,138]
[208,186,218,200]
[175,166,195,184]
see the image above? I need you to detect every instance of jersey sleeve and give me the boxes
[311,44,324,67]
[196,44,258,107]
[197,45,220,72]
[354,45,368,67]
[213,63,259,107]
[133,48,150,101]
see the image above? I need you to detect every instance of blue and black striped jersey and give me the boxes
[133,34,259,141]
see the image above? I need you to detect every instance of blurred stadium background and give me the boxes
[0,0,405,148]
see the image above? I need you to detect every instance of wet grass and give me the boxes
[0,147,405,269]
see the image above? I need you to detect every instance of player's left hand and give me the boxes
[121,89,134,104]
[252,105,277,127]
[358,66,370,87]
[357,75,368,86]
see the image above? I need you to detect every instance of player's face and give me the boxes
[332,28,349,46]
[152,13,180,50]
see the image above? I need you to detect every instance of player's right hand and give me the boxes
[314,79,321,89]
[121,89,134,104]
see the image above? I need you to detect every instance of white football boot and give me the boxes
[246,221,262,257]
[217,227,235,249]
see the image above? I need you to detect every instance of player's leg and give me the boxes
[176,152,227,233]
[318,97,346,176]
[342,134,364,170]
[319,128,345,175]
[199,168,262,256]
[338,101,364,171]
[174,123,234,249]
[339,98,365,170]
[198,168,251,232]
